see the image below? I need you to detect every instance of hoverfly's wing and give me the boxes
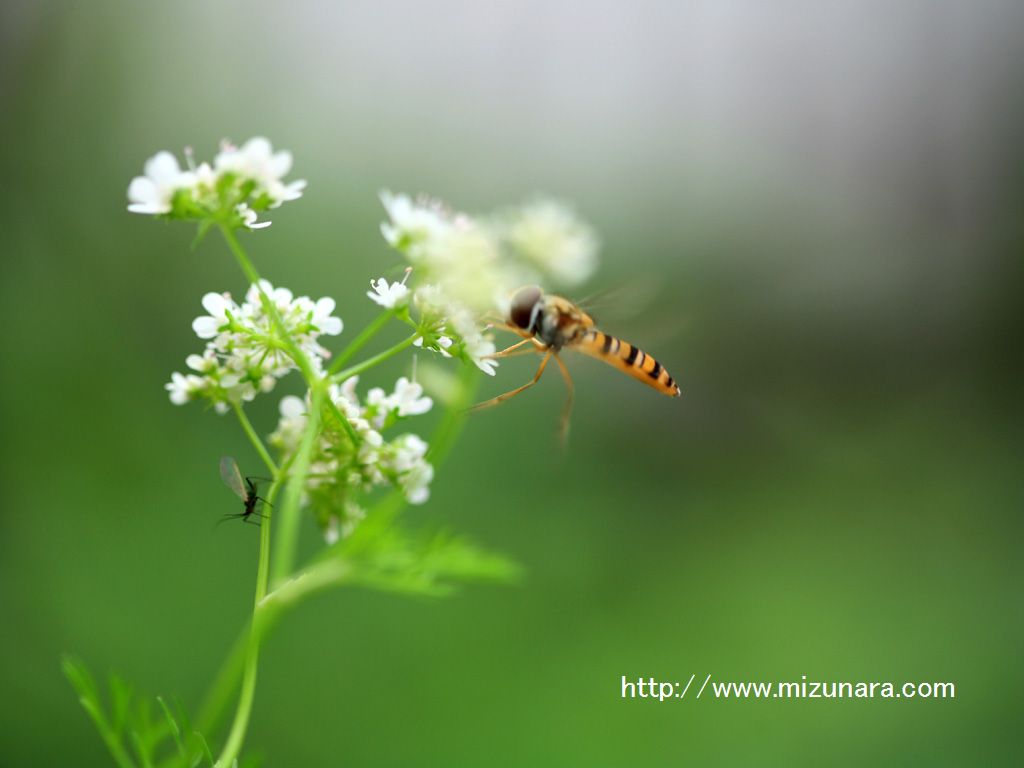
[576,278,681,350]
[219,456,247,499]
[573,277,660,321]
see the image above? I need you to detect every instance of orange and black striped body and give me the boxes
[576,328,680,397]
[506,285,680,397]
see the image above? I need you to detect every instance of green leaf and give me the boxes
[63,654,216,768]
[62,655,137,768]
[157,696,186,758]
[110,673,133,738]
[192,730,216,768]
[337,523,521,597]
[130,729,154,768]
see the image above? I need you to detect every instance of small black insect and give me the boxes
[219,456,270,526]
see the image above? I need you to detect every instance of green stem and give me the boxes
[270,384,325,587]
[196,364,482,731]
[218,223,361,455]
[218,223,317,382]
[427,363,480,466]
[327,310,394,375]
[333,333,419,383]
[258,560,351,614]
[324,396,361,447]
[194,560,349,739]
[194,627,248,738]
[213,479,279,768]
[233,403,279,477]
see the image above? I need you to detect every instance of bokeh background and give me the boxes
[2,1,1022,765]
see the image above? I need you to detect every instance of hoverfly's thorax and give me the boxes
[508,286,596,350]
[537,295,591,349]
[535,305,562,347]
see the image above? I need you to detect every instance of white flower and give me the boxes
[267,376,436,519]
[464,334,498,376]
[127,151,197,214]
[431,223,510,314]
[165,371,204,405]
[192,292,239,339]
[413,334,453,358]
[338,376,360,407]
[367,277,410,309]
[311,297,344,336]
[411,283,499,375]
[269,395,309,450]
[360,376,433,428]
[447,304,498,376]
[500,199,599,286]
[238,280,343,365]
[391,377,432,417]
[385,434,433,504]
[194,161,217,187]
[170,283,344,411]
[389,434,428,471]
[215,137,307,207]
[379,191,453,259]
[363,377,433,423]
[401,461,434,505]
[237,203,271,230]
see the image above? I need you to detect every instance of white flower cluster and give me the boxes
[165,280,343,412]
[127,137,305,229]
[269,376,435,540]
[376,192,600,377]
[499,199,599,286]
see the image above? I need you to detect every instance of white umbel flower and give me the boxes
[501,199,599,286]
[168,283,344,412]
[215,137,307,207]
[379,191,453,259]
[127,151,197,214]
[268,375,436,531]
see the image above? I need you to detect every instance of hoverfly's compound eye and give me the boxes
[509,285,543,330]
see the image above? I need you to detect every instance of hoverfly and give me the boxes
[471,285,680,436]
[218,456,270,526]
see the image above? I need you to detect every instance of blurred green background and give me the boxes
[1,1,1022,765]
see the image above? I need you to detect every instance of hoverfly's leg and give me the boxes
[487,337,544,360]
[553,353,575,445]
[468,349,553,412]
[487,338,534,359]
[491,322,533,340]
[494,346,541,360]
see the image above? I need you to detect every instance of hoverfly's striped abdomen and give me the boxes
[577,329,680,397]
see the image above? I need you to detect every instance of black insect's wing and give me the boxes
[219,456,247,500]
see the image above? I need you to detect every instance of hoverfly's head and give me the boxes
[509,285,544,332]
